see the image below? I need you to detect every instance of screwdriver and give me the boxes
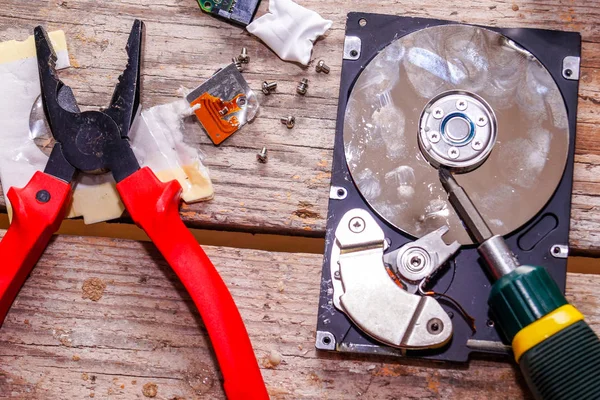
[439,168,600,400]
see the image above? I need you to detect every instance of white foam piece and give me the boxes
[247,0,332,65]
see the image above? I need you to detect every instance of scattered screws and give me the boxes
[280,115,295,129]
[432,107,444,119]
[456,99,468,111]
[296,78,309,95]
[262,81,277,95]
[239,47,250,64]
[257,147,268,163]
[315,60,330,74]
[232,57,243,72]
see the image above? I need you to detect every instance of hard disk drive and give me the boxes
[316,13,581,362]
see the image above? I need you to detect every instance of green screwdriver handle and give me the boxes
[489,265,600,400]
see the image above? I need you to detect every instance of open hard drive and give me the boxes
[316,13,581,362]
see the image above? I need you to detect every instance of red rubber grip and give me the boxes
[0,172,71,325]
[116,167,268,400]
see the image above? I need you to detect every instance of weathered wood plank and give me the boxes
[1,1,600,251]
[3,232,599,399]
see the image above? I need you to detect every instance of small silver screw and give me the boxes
[348,216,365,233]
[257,147,268,163]
[232,57,243,72]
[315,60,330,74]
[456,99,468,111]
[476,115,488,127]
[448,147,460,159]
[334,270,341,279]
[262,81,277,95]
[411,256,423,268]
[281,115,295,129]
[433,107,444,119]
[427,130,441,143]
[239,47,250,64]
[427,318,443,335]
[406,252,426,272]
[472,139,483,150]
[297,78,309,95]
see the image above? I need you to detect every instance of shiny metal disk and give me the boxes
[343,24,569,244]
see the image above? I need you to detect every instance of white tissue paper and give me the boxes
[247,0,332,65]
[0,32,213,224]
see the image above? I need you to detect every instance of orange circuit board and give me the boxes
[186,63,257,145]
[190,93,243,145]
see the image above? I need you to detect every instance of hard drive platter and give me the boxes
[316,13,581,362]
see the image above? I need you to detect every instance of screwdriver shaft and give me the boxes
[439,168,518,279]
[439,168,493,244]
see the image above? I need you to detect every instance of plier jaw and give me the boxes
[104,19,143,141]
[1,20,269,399]
[34,20,143,183]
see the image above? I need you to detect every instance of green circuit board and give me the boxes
[197,0,261,26]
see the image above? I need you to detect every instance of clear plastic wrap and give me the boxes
[0,32,213,224]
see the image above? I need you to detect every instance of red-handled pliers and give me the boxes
[0,20,269,399]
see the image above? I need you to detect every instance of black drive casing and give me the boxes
[316,13,582,362]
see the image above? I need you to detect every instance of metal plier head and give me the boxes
[34,20,144,183]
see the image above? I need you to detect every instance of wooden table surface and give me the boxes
[1,0,600,399]
[2,233,600,400]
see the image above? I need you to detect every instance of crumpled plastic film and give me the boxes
[0,32,214,224]
[247,0,332,65]
[0,31,71,221]
[132,96,214,204]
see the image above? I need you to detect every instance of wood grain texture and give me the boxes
[2,232,599,399]
[1,0,600,251]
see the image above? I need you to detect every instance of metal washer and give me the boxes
[419,91,497,172]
